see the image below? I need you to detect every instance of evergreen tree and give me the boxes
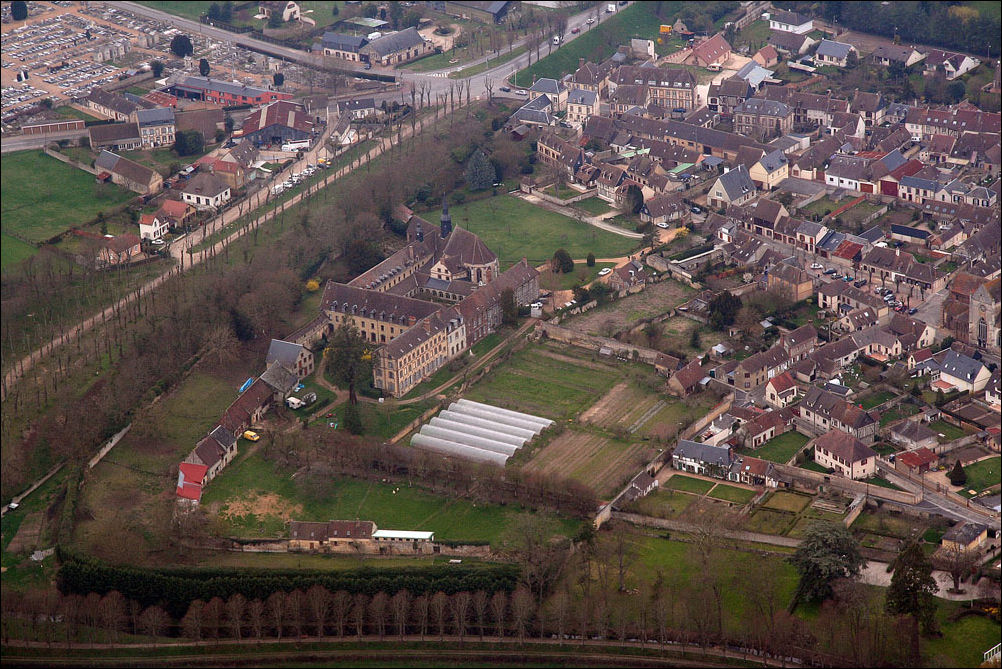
[151,60,165,78]
[327,321,369,405]
[11,1,27,21]
[552,248,574,274]
[199,58,211,77]
[947,460,967,487]
[465,149,495,191]
[170,34,194,58]
[885,542,938,663]
[625,184,644,215]
[586,253,595,267]
[789,521,866,605]
[273,72,285,87]
[343,403,363,435]
[707,292,742,331]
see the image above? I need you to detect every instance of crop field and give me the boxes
[640,393,718,439]
[523,428,650,498]
[201,456,579,543]
[463,345,620,420]
[579,381,663,432]
[445,196,637,268]
[2,151,135,244]
[561,278,696,337]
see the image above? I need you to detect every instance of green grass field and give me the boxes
[929,420,966,442]
[1,151,134,243]
[574,197,614,216]
[515,2,680,86]
[539,262,615,291]
[859,390,895,410]
[762,491,812,513]
[748,431,810,464]
[665,474,715,495]
[962,456,1000,493]
[54,105,101,122]
[201,455,579,543]
[445,196,637,268]
[0,234,37,268]
[707,483,757,504]
[746,508,797,535]
[463,345,619,420]
[925,604,1002,667]
[136,1,218,20]
[624,488,695,519]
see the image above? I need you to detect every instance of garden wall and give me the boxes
[773,462,920,505]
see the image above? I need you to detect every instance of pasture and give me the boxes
[1,150,133,244]
[446,195,637,267]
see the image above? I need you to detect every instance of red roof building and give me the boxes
[176,462,208,502]
[896,447,937,474]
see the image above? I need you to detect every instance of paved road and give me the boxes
[877,463,1001,529]
[1,129,89,153]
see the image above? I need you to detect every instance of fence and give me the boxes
[679,394,734,441]
[530,186,597,206]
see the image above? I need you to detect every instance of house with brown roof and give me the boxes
[184,425,239,482]
[181,172,232,210]
[740,409,792,448]
[799,385,879,443]
[686,34,732,68]
[289,520,376,552]
[89,122,143,152]
[94,150,162,195]
[571,58,613,96]
[667,358,707,397]
[155,199,196,231]
[728,454,782,487]
[767,262,813,302]
[96,234,142,267]
[765,371,798,408]
[811,429,877,479]
[220,378,274,434]
[753,45,779,68]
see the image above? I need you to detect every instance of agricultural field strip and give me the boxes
[628,400,667,434]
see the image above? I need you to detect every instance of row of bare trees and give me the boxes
[1,575,926,667]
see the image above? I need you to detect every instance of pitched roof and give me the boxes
[176,462,208,501]
[674,439,732,467]
[86,88,139,116]
[182,172,230,198]
[267,339,306,369]
[673,358,707,390]
[240,100,313,135]
[815,39,853,60]
[767,371,796,393]
[221,378,273,433]
[365,27,425,57]
[892,421,938,444]
[691,33,732,64]
[735,97,791,118]
[89,122,142,144]
[321,31,368,52]
[812,429,876,463]
[135,107,175,126]
[715,165,755,201]
[530,77,566,95]
[939,350,987,382]
[178,75,273,99]
[772,9,810,26]
[93,149,157,185]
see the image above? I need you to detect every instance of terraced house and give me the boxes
[798,386,879,443]
[610,65,697,112]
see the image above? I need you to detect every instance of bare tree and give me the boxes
[472,590,489,640]
[285,589,304,638]
[225,594,246,640]
[138,605,169,639]
[181,599,205,640]
[332,590,352,637]
[413,594,430,639]
[369,591,390,640]
[351,593,369,638]
[510,587,535,643]
[267,591,286,640]
[306,585,331,638]
[391,590,411,639]
[490,591,508,639]
[97,591,125,643]
[548,590,571,644]
[247,599,265,642]
[484,76,494,103]
[451,591,472,642]
[933,544,980,593]
[431,591,449,640]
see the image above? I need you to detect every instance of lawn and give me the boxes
[925,607,1002,667]
[574,197,614,216]
[745,508,797,535]
[316,400,434,440]
[2,151,135,243]
[799,196,839,219]
[707,483,757,504]
[201,455,580,544]
[761,491,812,513]
[664,474,715,495]
[469,330,508,357]
[54,105,101,122]
[730,19,771,50]
[864,476,903,491]
[747,431,810,464]
[962,456,1000,493]
[799,460,830,473]
[851,511,923,540]
[624,488,695,519]
[929,420,966,442]
[463,345,619,420]
[859,390,896,410]
[514,2,680,86]
[879,403,919,427]
[136,1,217,20]
[539,262,615,292]
[444,196,637,268]
[0,234,37,269]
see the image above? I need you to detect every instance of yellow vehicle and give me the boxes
[242,430,261,442]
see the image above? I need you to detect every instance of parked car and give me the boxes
[571,27,581,34]
[908,307,918,315]
[516,89,528,96]
[655,222,669,228]
[824,268,838,275]
[690,206,701,214]
[499,86,511,92]
[853,279,867,288]
[587,17,595,24]
[242,430,261,442]
[598,267,612,276]
[810,263,823,270]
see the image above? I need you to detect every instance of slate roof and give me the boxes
[178,75,273,98]
[815,39,853,61]
[938,350,987,382]
[135,106,175,126]
[182,172,230,198]
[674,439,732,467]
[530,77,566,96]
[567,88,598,106]
[93,149,157,185]
[735,97,791,118]
[86,88,138,116]
[365,28,426,58]
[772,9,810,26]
[768,30,811,52]
[942,522,988,547]
[260,359,299,396]
[266,339,306,369]
[892,421,938,444]
[715,165,755,201]
[321,31,368,52]
[90,122,142,145]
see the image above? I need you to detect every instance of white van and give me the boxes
[552,35,561,45]
[286,397,304,409]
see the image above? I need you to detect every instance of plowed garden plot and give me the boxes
[560,279,696,337]
[580,382,663,432]
[525,428,651,497]
[464,346,619,420]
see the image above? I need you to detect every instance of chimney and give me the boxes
[895,248,900,257]
[408,315,417,327]
[415,220,423,242]
[423,318,431,333]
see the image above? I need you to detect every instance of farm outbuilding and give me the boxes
[410,400,553,465]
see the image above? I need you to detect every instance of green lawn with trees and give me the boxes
[744,431,810,464]
[515,2,681,86]
[1,151,134,243]
[445,196,637,268]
